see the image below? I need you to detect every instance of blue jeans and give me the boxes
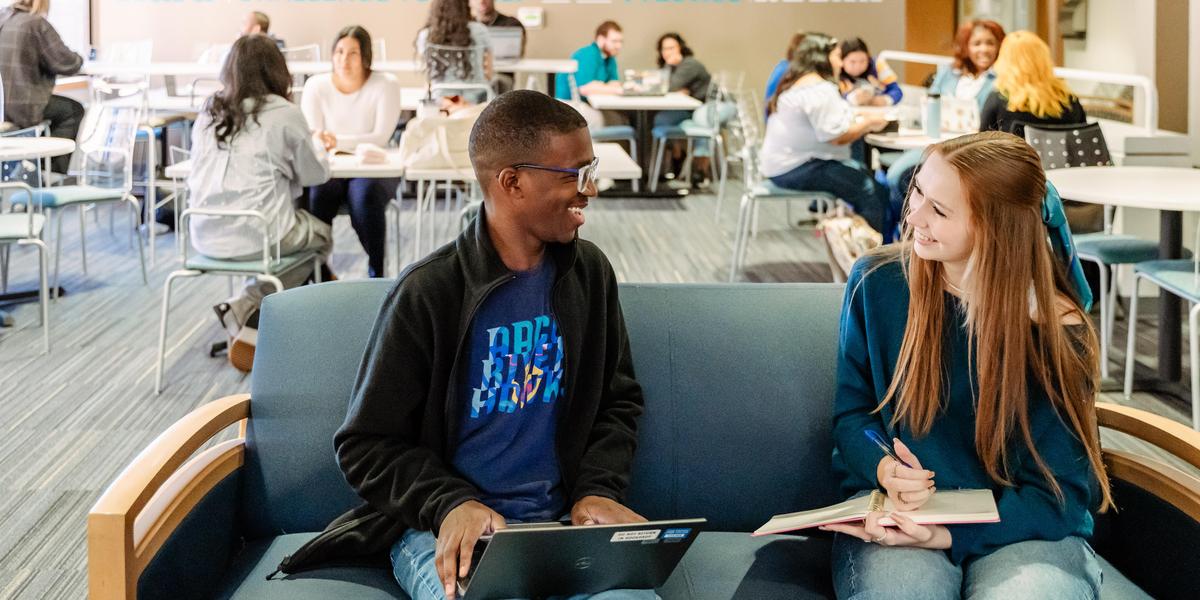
[832,534,1102,600]
[769,159,890,235]
[391,529,660,600]
[306,177,396,278]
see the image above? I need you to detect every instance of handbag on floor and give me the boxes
[818,214,882,283]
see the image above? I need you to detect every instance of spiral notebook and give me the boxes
[753,489,1000,537]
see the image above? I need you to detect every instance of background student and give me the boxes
[555,21,626,130]
[760,34,890,235]
[0,0,83,174]
[980,30,1086,136]
[302,25,401,279]
[187,34,331,370]
[241,10,285,48]
[836,37,902,106]
[417,0,494,106]
[825,131,1110,599]
[652,32,713,184]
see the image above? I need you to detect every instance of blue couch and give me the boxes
[89,281,1200,599]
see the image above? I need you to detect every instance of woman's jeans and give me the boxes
[306,177,396,278]
[832,534,1102,600]
[391,529,659,600]
[768,159,890,235]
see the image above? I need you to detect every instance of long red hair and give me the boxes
[876,131,1111,510]
[953,19,1006,76]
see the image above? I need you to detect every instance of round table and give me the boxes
[1047,165,1200,386]
[0,137,75,327]
[864,130,963,151]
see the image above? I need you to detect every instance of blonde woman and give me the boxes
[980,31,1086,135]
[825,132,1110,599]
[0,0,83,173]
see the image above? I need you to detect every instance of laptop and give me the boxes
[489,27,523,66]
[458,518,706,599]
[621,69,670,97]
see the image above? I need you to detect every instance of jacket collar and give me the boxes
[455,202,579,290]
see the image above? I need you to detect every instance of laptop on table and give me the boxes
[458,518,707,600]
[488,27,523,67]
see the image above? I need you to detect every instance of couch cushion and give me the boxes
[1098,555,1152,600]
[659,532,834,599]
[217,533,407,600]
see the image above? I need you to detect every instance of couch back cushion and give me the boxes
[243,280,394,538]
[620,284,846,532]
[242,281,846,537]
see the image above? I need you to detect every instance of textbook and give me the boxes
[752,489,1000,536]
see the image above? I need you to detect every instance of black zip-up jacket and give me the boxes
[276,207,644,575]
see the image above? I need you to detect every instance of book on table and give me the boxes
[753,489,999,537]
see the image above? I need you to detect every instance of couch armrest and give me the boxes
[88,394,251,600]
[1097,402,1200,520]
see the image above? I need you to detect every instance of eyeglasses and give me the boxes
[511,157,600,194]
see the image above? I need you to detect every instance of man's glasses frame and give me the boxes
[509,157,600,194]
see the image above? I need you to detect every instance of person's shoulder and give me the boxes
[572,43,598,59]
[468,21,488,35]
[846,250,906,300]
[391,245,463,306]
[303,72,333,91]
[369,70,400,86]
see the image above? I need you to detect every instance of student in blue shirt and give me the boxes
[824,131,1112,599]
[555,20,623,101]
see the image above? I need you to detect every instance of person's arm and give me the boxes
[570,253,645,503]
[331,75,402,150]
[944,398,1097,564]
[334,281,483,532]
[878,80,903,105]
[806,87,882,145]
[831,260,890,490]
[300,77,326,134]
[669,59,705,97]
[979,91,1004,132]
[35,19,83,76]
[284,108,330,187]
[873,58,903,105]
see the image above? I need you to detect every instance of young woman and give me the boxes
[0,0,83,173]
[885,21,1006,237]
[651,32,715,184]
[302,25,402,278]
[825,131,1111,599]
[188,33,332,370]
[416,0,493,106]
[836,37,902,107]
[981,31,1086,135]
[760,35,890,234]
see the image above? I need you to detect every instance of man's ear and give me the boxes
[495,167,523,200]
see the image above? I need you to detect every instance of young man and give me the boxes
[241,11,285,48]
[278,91,651,600]
[556,21,624,102]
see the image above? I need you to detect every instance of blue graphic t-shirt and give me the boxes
[453,258,567,522]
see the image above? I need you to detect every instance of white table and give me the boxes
[864,130,964,151]
[585,93,702,112]
[1047,165,1200,386]
[81,58,577,79]
[0,137,76,328]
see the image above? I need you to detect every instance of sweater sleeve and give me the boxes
[570,252,645,503]
[334,281,482,533]
[873,59,903,104]
[831,259,889,493]
[300,77,325,134]
[35,19,82,76]
[332,74,402,151]
[945,400,1096,564]
[283,106,330,188]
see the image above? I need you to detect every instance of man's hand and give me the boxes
[570,495,648,526]
[436,500,506,599]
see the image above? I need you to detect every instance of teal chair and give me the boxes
[154,207,323,393]
[0,181,50,352]
[648,78,732,212]
[11,77,149,294]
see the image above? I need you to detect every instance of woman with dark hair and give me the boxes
[836,37,902,106]
[416,0,493,105]
[188,33,332,370]
[302,25,402,278]
[761,35,890,234]
[651,32,715,183]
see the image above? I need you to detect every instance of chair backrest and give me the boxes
[1,121,49,187]
[241,281,847,537]
[1024,121,1114,170]
[101,39,153,65]
[423,42,488,87]
[72,77,148,191]
[373,39,388,61]
[281,44,321,62]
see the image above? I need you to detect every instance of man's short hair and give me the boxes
[595,21,622,38]
[252,11,270,33]
[469,90,588,188]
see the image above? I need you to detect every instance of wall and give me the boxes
[93,0,905,99]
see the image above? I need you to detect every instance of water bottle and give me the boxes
[923,92,942,139]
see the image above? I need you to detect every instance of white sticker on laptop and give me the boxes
[610,529,660,543]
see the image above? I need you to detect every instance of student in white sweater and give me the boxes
[188,34,332,370]
[302,25,402,278]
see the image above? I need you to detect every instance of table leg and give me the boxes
[1158,210,1183,382]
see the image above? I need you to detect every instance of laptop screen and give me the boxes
[489,27,523,62]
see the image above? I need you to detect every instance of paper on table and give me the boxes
[753,489,999,537]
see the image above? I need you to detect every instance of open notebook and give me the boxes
[753,489,999,537]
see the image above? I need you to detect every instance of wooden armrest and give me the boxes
[1098,402,1200,523]
[88,394,250,600]
[1097,402,1200,471]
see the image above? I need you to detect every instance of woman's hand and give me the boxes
[875,438,936,511]
[821,511,952,549]
[317,130,337,152]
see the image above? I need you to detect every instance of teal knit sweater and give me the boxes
[832,257,1097,564]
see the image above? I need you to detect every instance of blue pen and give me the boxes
[864,429,914,469]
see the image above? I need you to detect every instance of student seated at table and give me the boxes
[241,10,285,48]
[836,37,902,107]
[302,25,402,278]
[0,0,83,174]
[885,20,1006,238]
[417,0,494,107]
[651,33,713,183]
[980,31,1086,136]
[760,35,890,235]
[765,31,806,102]
[555,21,627,131]
[825,131,1110,599]
[188,34,331,370]
[471,0,524,94]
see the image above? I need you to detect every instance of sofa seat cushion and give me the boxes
[659,532,834,599]
[1097,555,1152,600]
[217,533,407,600]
